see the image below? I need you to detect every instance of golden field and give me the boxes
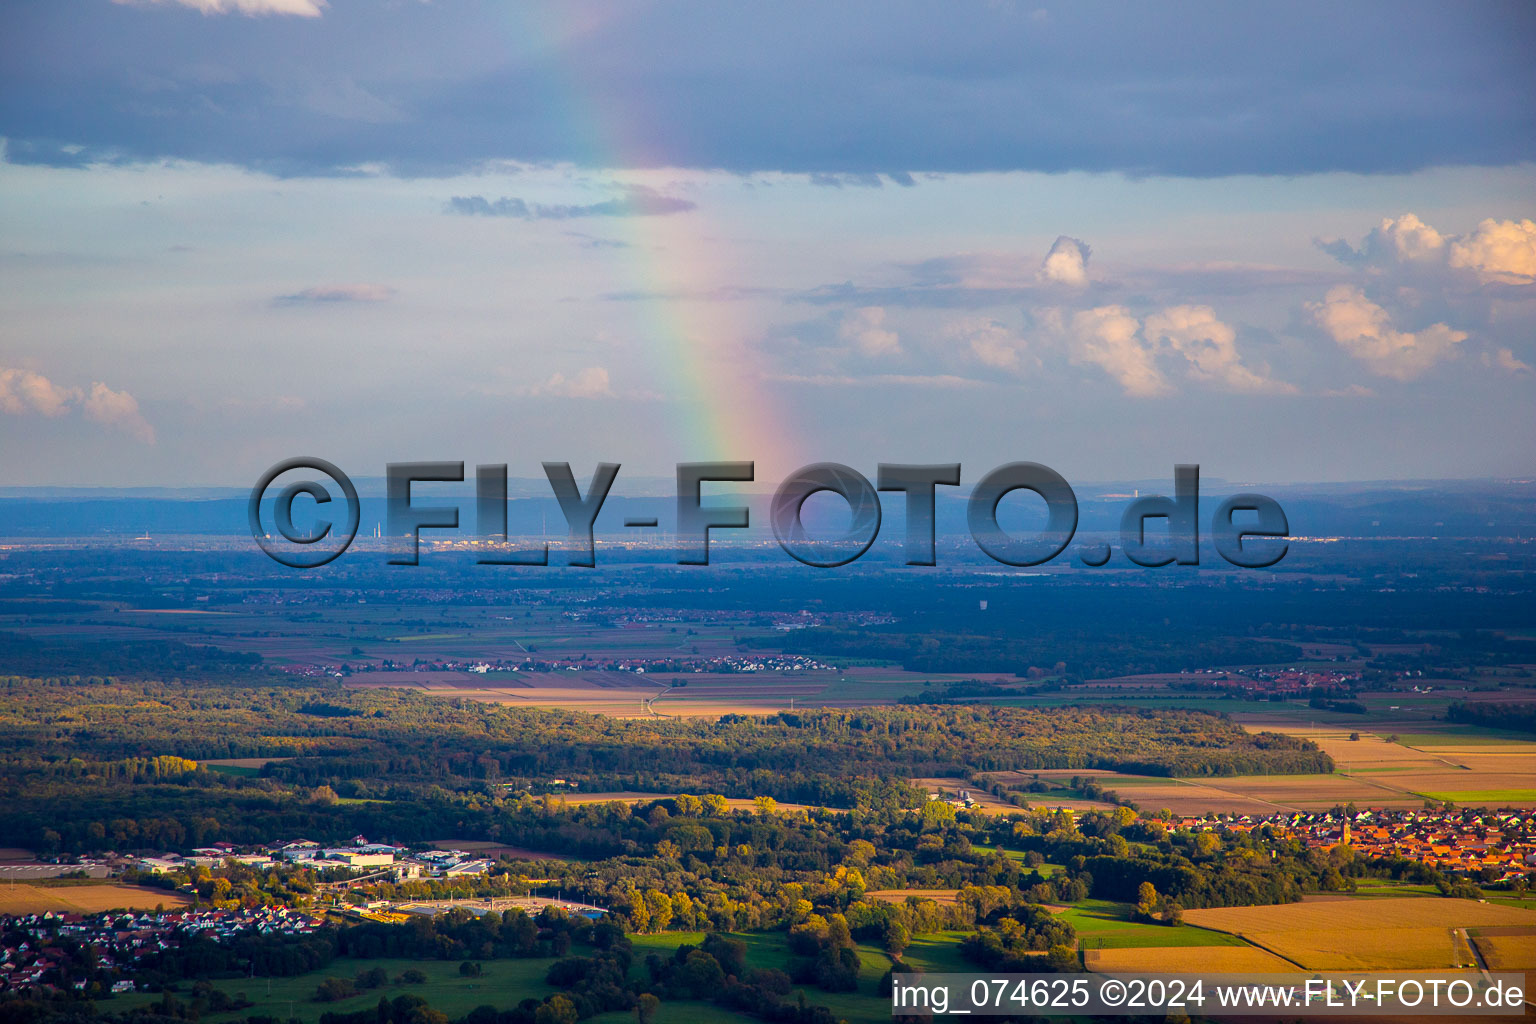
[1472,931,1536,971]
[866,889,962,905]
[1086,945,1299,973]
[1183,897,1536,970]
[0,883,190,914]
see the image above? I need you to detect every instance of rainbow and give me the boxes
[497,5,801,485]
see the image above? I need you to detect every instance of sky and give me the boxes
[1,0,1533,488]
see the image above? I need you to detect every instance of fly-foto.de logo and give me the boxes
[248,460,1287,571]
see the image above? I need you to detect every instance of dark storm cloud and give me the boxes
[2,0,1533,178]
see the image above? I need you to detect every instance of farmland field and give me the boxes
[1471,930,1536,970]
[112,955,562,1024]
[1013,729,1536,814]
[867,888,962,904]
[551,792,817,813]
[1086,945,1299,973]
[1183,897,1536,970]
[0,883,190,914]
[1054,899,1247,950]
[1422,789,1536,803]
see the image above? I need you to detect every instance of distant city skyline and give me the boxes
[1,1,1533,486]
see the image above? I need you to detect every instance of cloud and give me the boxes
[1068,306,1167,396]
[1038,235,1091,287]
[565,231,630,250]
[447,196,529,218]
[446,187,695,220]
[111,0,325,16]
[13,5,1534,176]
[1060,304,1291,395]
[805,171,916,188]
[1449,218,1536,282]
[1319,213,1536,283]
[1142,305,1295,394]
[276,284,396,304]
[83,382,157,443]
[1362,213,1446,265]
[837,307,901,357]
[763,372,982,389]
[518,366,614,399]
[0,367,155,442]
[808,172,883,188]
[947,316,1032,372]
[1483,347,1533,373]
[0,368,78,417]
[1322,383,1376,398]
[1307,284,1465,380]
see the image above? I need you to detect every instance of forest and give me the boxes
[0,675,1331,855]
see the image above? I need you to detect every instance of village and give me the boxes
[0,905,325,996]
[135,837,498,884]
[291,652,838,679]
[1191,807,1536,882]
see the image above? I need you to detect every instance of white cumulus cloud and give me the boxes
[83,382,157,444]
[1061,304,1292,396]
[1320,212,1536,283]
[1142,305,1294,394]
[837,307,901,357]
[1448,218,1536,281]
[1068,306,1167,396]
[0,368,78,417]
[1038,235,1092,287]
[1307,285,1465,380]
[0,367,155,442]
[1483,347,1533,374]
[949,316,1033,372]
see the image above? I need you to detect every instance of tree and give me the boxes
[535,995,579,1024]
[645,890,674,932]
[884,920,910,958]
[1135,882,1158,920]
[315,977,357,1002]
[635,993,661,1024]
[1046,944,1077,971]
[625,891,650,932]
